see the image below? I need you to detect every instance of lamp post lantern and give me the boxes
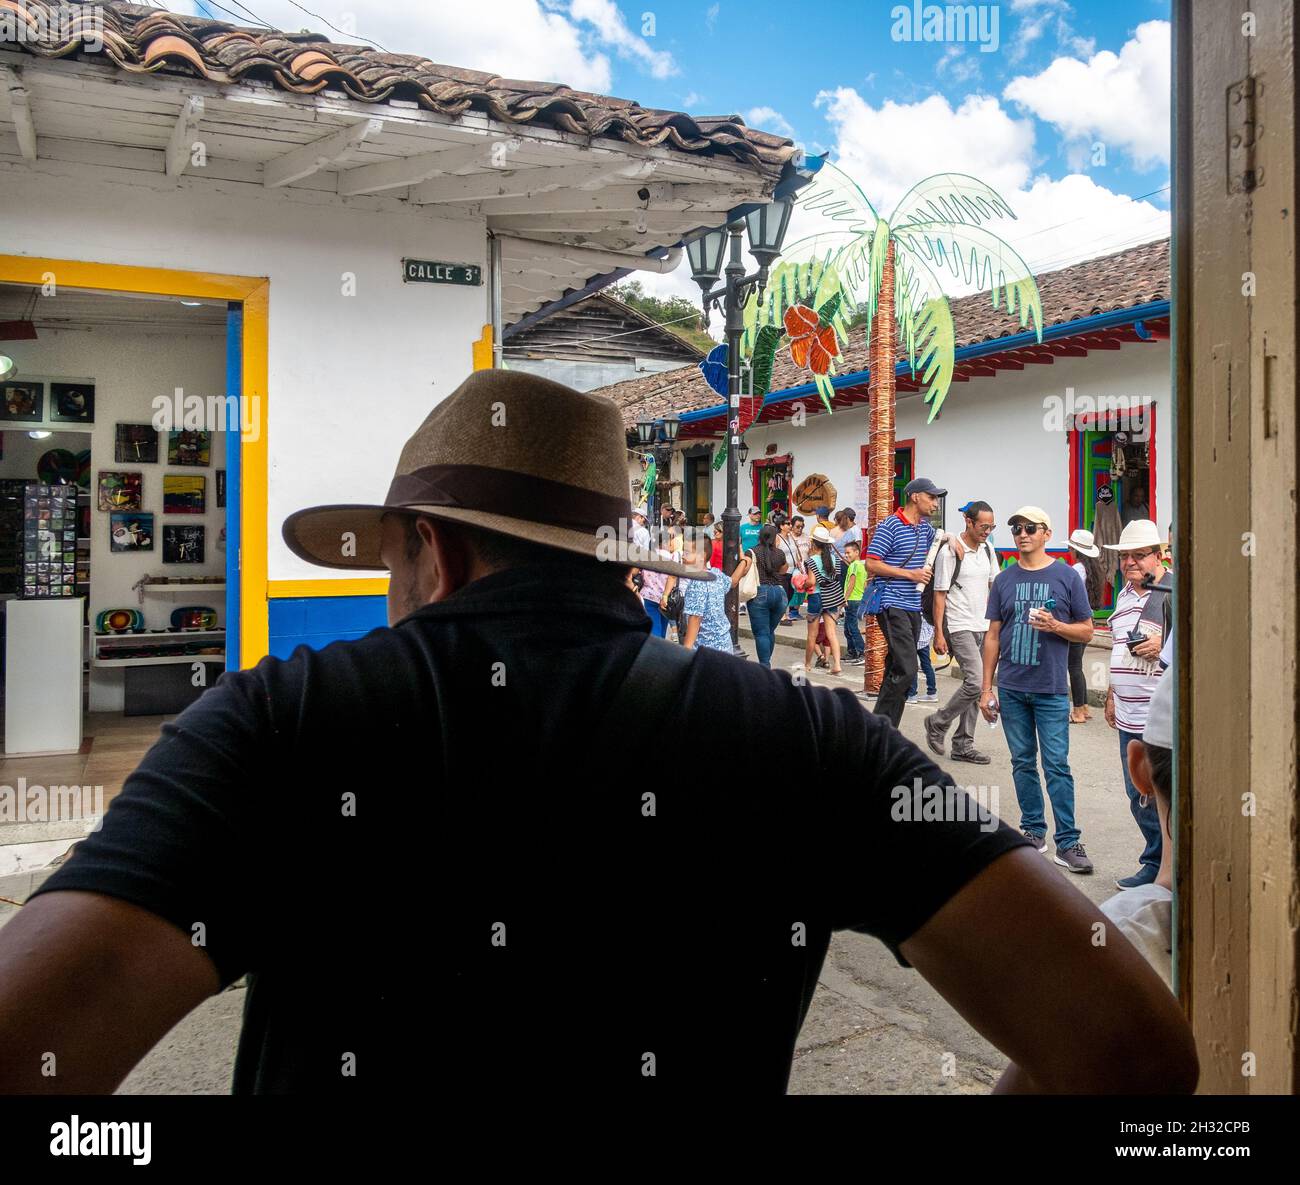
[688,196,793,644]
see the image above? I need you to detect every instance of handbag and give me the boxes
[864,523,925,616]
[664,585,686,621]
[737,548,761,603]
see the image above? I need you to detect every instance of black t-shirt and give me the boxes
[33,565,1027,1094]
[752,542,787,586]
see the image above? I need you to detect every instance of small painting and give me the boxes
[163,524,205,563]
[115,423,159,463]
[98,471,142,511]
[216,469,226,508]
[109,512,154,552]
[163,474,205,514]
[0,381,43,422]
[51,383,95,424]
[167,430,210,467]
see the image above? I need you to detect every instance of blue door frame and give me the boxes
[225,303,242,671]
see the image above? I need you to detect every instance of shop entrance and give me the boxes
[1069,406,1158,619]
[751,453,792,522]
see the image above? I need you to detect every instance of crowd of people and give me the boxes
[629,480,1175,905]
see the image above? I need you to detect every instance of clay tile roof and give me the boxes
[598,236,1171,429]
[7,0,796,172]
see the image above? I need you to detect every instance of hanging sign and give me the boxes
[402,259,482,286]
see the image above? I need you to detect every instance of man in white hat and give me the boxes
[0,373,1196,1099]
[1102,518,1169,890]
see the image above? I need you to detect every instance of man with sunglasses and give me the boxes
[981,507,1096,873]
[1101,519,1169,889]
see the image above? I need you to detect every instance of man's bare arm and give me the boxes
[899,847,1197,1093]
[0,891,219,1093]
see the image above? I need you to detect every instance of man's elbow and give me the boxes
[1078,1001,1199,1094]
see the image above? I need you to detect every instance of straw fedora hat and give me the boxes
[1067,528,1100,557]
[282,369,708,581]
[1102,519,1162,551]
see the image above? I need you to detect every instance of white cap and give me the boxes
[1008,505,1051,530]
[1144,657,1174,750]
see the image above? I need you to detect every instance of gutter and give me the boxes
[677,298,1173,423]
[503,151,827,340]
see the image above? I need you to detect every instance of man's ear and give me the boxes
[1127,738,1155,799]
[420,517,474,602]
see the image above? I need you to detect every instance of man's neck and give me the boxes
[901,503,922,525]
[1018,548,1053,570]
[962,527,981,550]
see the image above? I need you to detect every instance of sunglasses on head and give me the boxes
[1010,523,1043,537]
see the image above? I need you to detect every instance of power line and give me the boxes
[282,0,392,52]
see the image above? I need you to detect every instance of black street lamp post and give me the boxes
[635,413,680,539]
[687,198,793,643]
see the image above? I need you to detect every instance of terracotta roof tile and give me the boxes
[7,1,795,172]
[598,237,1170,428]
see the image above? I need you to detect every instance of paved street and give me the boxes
[0,631,1145,1095]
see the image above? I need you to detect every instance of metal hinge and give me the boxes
[1227,75,1264,194]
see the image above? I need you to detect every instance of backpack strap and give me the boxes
[603,634,697,733]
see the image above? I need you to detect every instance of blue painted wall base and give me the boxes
[268,596,388,660]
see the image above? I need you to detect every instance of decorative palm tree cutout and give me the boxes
[736,161,1044,690]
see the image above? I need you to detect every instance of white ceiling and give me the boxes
[0,284,228,333]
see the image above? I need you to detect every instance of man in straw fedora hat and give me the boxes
[0,371,1195,1098]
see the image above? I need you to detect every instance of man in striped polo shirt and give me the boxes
[866,477,944,725]
[1102,519,1169,890]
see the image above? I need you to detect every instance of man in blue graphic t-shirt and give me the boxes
[981,506,1096,874]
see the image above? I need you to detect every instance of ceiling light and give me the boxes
[180,300,203,307]
[0,354,15,381]
[28,430,52,439]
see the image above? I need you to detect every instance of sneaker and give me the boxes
[847,655,865,665]
[1115,865,1159,890]
[905,694,918,704]
[922,716,946,757]
[1054,843,1094,874]
[950,748,992,765]
[918,692,939,703]
[1022,829,1049,852]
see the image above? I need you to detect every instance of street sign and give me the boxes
[401,258,482,286]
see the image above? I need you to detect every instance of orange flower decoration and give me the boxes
[783,304,840,375]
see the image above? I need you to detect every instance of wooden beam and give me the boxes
[476,182,747,217]
[0,65,36,161]
[487,211,693,235]
[264,117,384,188]
[1020,351,1056,365]
[338,136,517,196]
[410,159,660,205]
[1047,343,1088,357]
[959,365,997,378]
[165,95,205,179]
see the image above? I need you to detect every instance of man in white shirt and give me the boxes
[1102,519,1168,890]
[1099,655,1175,988]
[924,500,998,764]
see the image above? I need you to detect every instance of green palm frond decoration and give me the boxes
[889,172,1018,231]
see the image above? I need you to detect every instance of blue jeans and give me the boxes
[1119,728,1163,871]
[999,689,1080,850]
[908,646,936,696]
[642,597,668,638]
[843,599,864,657]
[748,584,788,667]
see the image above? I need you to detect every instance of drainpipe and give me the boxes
[489,233,503,369]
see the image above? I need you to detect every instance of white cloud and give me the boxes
[682,91,705,109]
[1003,20,1170,168]
[705,3,720,33]
[569,0,678,80]
[937,45,980,86]
[1007,0,1095,63]
[745,106,795,138]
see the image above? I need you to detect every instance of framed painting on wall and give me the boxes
[163,524,204,563]
[163,474,205,514]
[167,430,211,467]
[0,381,43,422]
[98,471,142,511]
[51,383,95,424]
[115,423,159,463]
[109,512,154,552]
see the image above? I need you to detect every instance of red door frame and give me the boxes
[1067,405,1158,533]
[751,453,792,515]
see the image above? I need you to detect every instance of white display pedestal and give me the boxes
[4,597,84,756]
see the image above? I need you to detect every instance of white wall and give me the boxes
[711,341,1172,545]
[0,327,227,709]
[0,162,487,582]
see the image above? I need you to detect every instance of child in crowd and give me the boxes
[1099,658,1175,987]
[906,618,938,703]
[841,540,867,666]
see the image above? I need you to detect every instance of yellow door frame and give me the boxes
[0,254,270,668]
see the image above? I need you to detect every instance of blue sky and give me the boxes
[176,0,1172,300]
